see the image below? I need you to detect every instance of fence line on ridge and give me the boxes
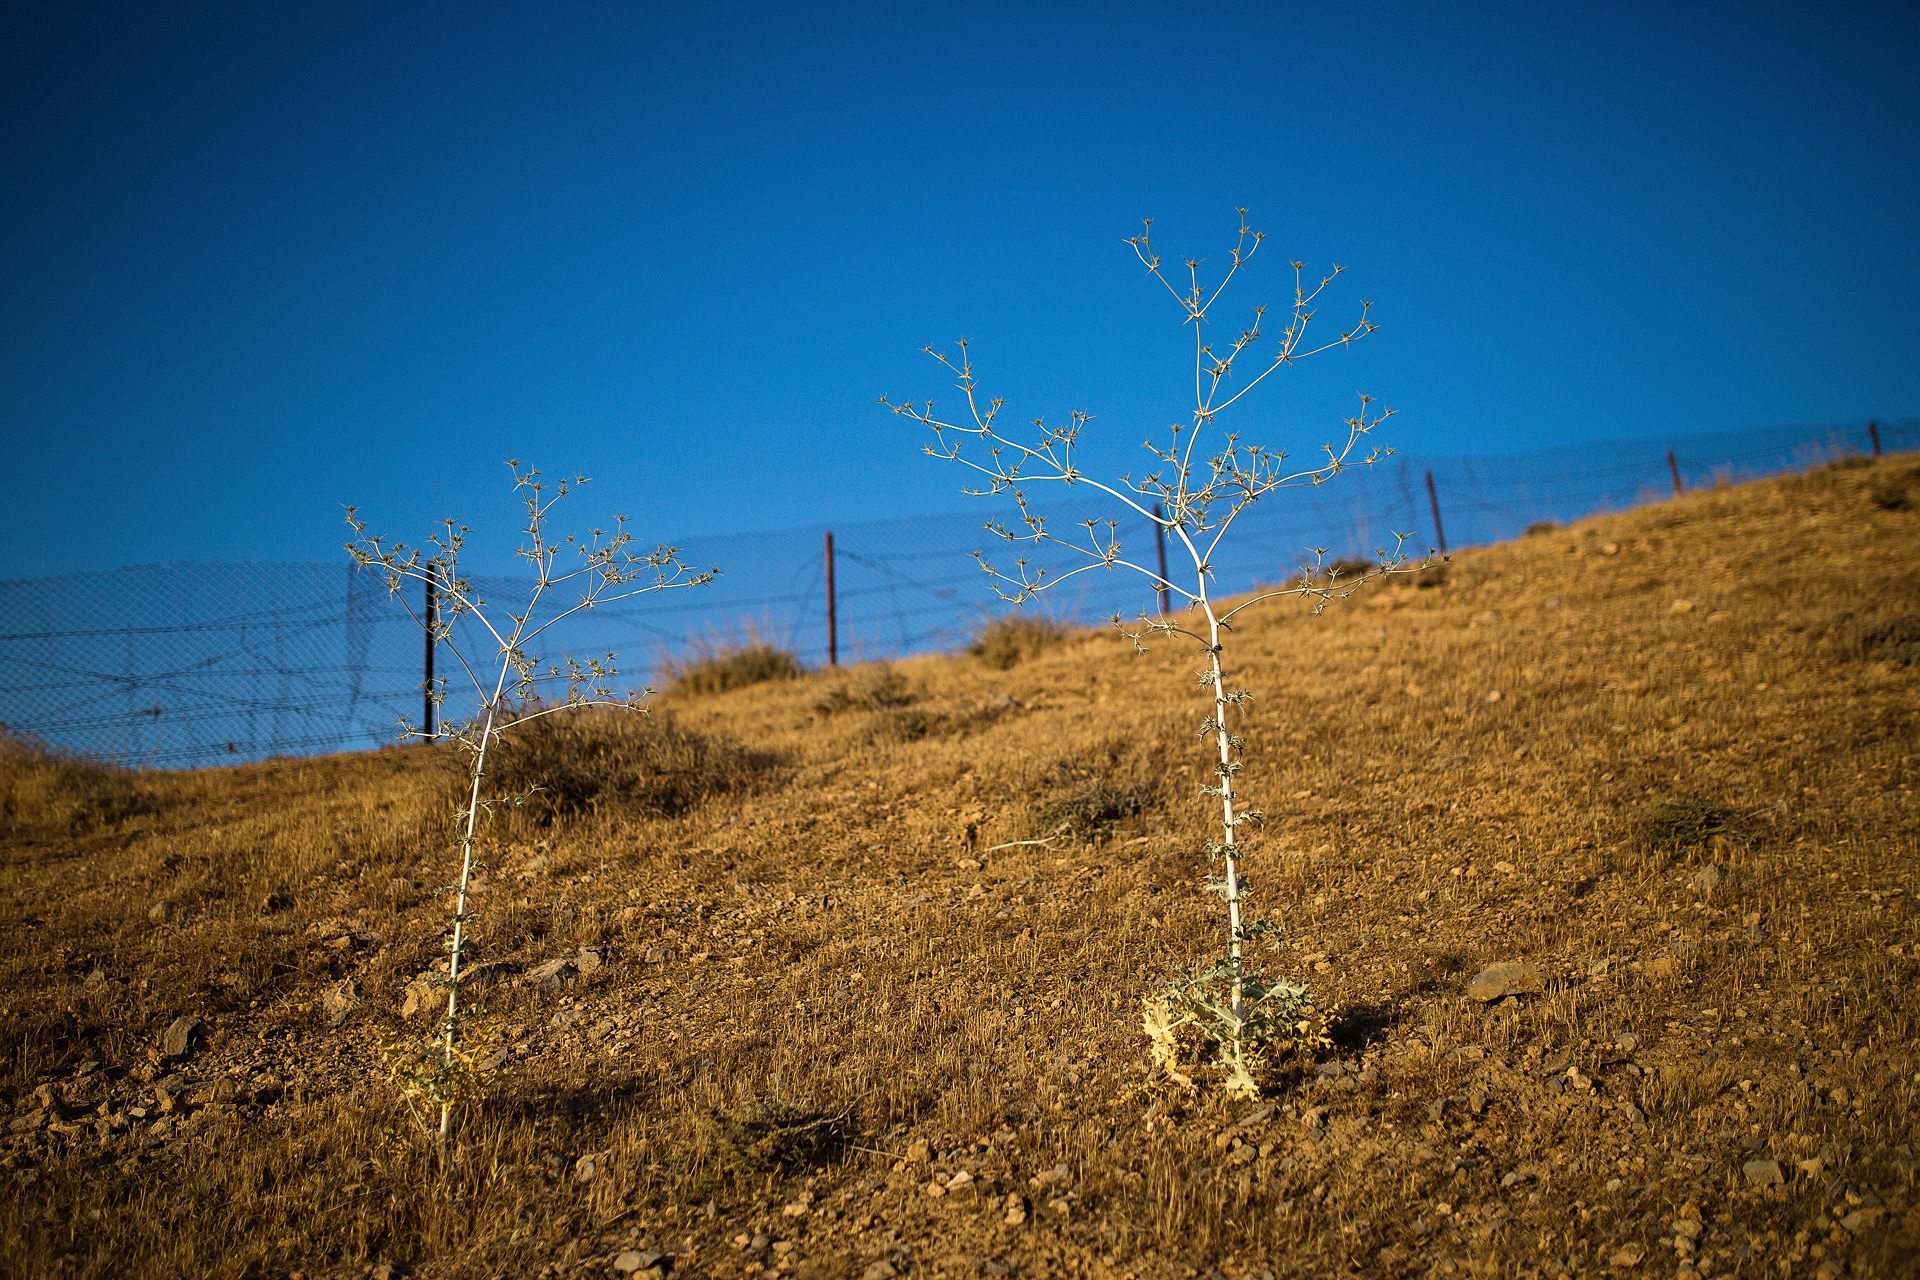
[1,418,1911,769]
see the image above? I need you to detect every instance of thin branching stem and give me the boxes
[885,213,1437,1088]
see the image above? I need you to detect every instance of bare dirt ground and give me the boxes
[2,455,1917,1280]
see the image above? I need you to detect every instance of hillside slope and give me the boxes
[2,454,1917,1279]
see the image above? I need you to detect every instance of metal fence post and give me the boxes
[1425,470,1448,555]
[1668,449,1684,497]
[1153,503,1170,616]
[423,574,436,738]
[1870,420,1882,457]
[825,531,837,667]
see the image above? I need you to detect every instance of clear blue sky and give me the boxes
[4,0,1914,579]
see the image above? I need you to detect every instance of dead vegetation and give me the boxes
[1,455,1917,1279]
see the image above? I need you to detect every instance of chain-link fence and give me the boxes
[2,418,1911,768]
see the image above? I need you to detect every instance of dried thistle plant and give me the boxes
[886,212,1435,1094]
[345,461,716,1141]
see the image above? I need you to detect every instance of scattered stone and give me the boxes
[946,1169,974,1191]
[614,1249,667,1274]
[1795,1156,1825,1177]
[573,1153,600,1182]
[1028,1164,1073,1190]
[924,1182,945,1199]
[782,1200,809,1216]
[1742,1159,1784,1186]
[525,948,605,993]
[1694,866,1725,898]
[1001,1193,1027,1226]
[148,900,176,923]
[1840,1208,1883,1232]
[322,980,359,1027]
[162,1015,204,1061]
[1615,1032,1640,1053]
[1467,961,1545,1002]
[862,1264,897,1280]
[905,1138,930,1162]
[1669,599,1695,615]
[1608,1241,1646,1267]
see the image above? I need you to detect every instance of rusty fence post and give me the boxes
[825,531,837,667]
[1425,470,1448,555]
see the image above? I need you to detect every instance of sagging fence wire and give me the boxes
[1,418,1910,768]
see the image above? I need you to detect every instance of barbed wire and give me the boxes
[1,418,1909,768]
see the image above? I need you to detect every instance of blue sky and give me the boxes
[3,0,1914,579]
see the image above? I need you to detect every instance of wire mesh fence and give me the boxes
[2,418,1911,769]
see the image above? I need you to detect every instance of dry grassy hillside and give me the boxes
[2,455,1917,1280]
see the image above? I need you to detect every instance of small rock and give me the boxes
[1669,599,1695,615]
[946,1169,974,1191]
[1028,1163,1073,1190]
[573,1153,600,1182]
[1467,961,1545,1002]
[1742,1159,1784,1186]
[524,956,578,993]
[162,1015,204,1061]
[574,946,606,975]
[905,1138,930,1162]
[1694,865,1725,898]
[1615,1032,1640,1052]
[862,1264,897,1280]
[1001,1192,1027,1226]
[1608,1242,1646,1267]
[1795,1156,1825,1177]
[322,980,359,1027]
[614,1249,667,1274]
[783,1200,809,1216]
[148,900,176,923]
[923,1182,945,1199]
[1840,1208,1883,1231]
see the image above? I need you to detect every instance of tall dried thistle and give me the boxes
[345,461,714,1141]
[886,211,1436,1095]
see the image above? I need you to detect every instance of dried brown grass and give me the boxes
[1,456,1917,1279]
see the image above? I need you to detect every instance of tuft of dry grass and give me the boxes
[967,614,1077,669]
[2,454,1918,1279]
[662,643,804,697]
